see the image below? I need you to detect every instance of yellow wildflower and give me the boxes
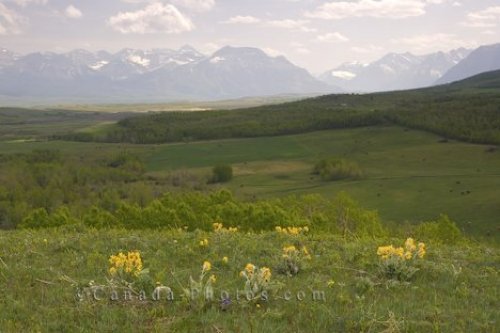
[417,242,426,258]
[283,245,297,254]
[405,238,417,253]
[302,246,312,260]
[245,263,255,275]
[209,274,217,284]
[202,261,212,272]
[222,256,229,264]
[260,267,272,282]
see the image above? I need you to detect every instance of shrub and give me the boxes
[210,164,233,183]
[313,158,363,181]
[414,214,463,244]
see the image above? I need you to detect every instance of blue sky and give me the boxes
[0,0,499,73]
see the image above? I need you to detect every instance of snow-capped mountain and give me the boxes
[145,46,331,98]
[320,48,471,92]
[436,43,500,85]
[0,45,333,102]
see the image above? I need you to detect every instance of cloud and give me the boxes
[295,47,310,54]
[65,5,82,19]
[351,44,384,54]
[306,0,427,19]
[266,19,316,32]
[316,32,349,43]
[0,3,25,35]
[221,15,260,24]
[222,17,316,32]
[171,0,215,12]
[121,0,215,12]
[391,33,476,53]
[9,0,47,7]
[462,6,500,28]
[108,2,194,34]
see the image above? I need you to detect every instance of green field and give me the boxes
[1,125,499,240]
[0,227,498,332]
[140,127,500,239]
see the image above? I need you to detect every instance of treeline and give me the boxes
[385,93,500,145]
[0,150,207,229]
[52,71,500,145]
[55,100,386,144]
[19,189,387,237]
[17,186,465,243]
[56,90,500,146]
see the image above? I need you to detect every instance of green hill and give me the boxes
[56,70,500,145]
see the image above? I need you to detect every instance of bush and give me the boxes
[414,214,464,244]
[210,164,233,183]
[313,158,363,181]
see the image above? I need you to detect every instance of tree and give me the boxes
[210,164,233,183]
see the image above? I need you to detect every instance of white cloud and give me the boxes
[306,0,426,19]
[266,19,316,32]
[295,47,310,54]
[391,33,476,53]
[65,5,82,19]
[9,0,47,7]
[0,3,24,35]
[171,0,215,12]
[351,44,384,54]
[108,2,194,34]
[316,32,349,43]
[222,15,261,24]
[121,0,215,12]
[462,6,500,28]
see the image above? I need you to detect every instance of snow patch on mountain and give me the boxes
[331,70,356,80]
[89,61,109,71]
[127,55,150,67]
[209,56,225,64]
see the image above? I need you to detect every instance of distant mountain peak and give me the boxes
[0,45,335,102]
[436,43,500,85]
[319,47,472,92]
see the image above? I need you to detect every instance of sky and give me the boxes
[0,0,499,73]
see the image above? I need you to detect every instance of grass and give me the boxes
[1,126,499,240]
[140,127,500,240]
[0,227,498,332]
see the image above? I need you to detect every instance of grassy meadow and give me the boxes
[1,73,500,331]
[0,227,498,332]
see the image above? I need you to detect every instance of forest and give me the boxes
[54,70,500,145]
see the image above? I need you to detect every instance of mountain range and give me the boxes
[319,48,472,92]
[0,43,499,103]
[0,45,332,104]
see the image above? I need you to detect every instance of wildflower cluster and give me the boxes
[376,238,426,281]
[212,222,238,233]
[183,260,217,310]
[279,245,312,276]
[199,238,209,247]
[108,250,143,278]
[377,238,426,261]
[275,226,309,236]
[240,263,273,301]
